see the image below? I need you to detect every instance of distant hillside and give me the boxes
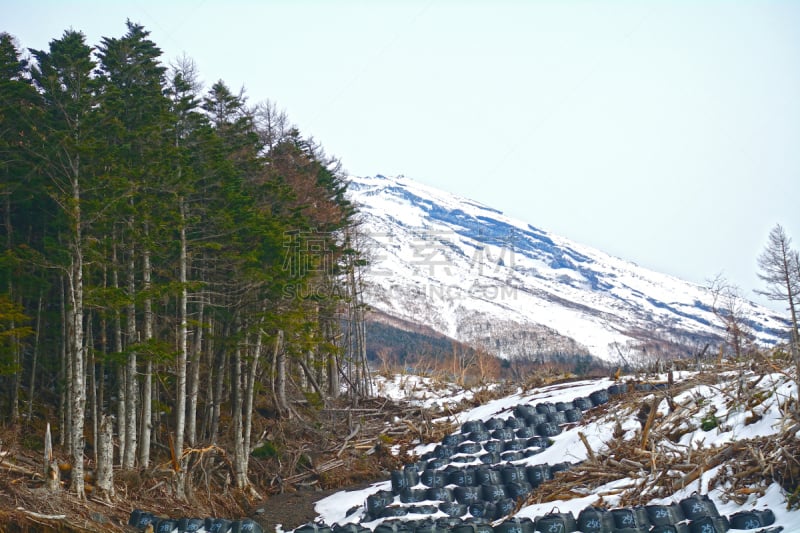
[365,314,468,367]
[364,313,608,382]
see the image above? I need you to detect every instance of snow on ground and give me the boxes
[310,369,800,532]
[372,373,499,409]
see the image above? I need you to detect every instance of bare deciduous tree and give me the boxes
[255,100,291,153]
[709,274,753,360]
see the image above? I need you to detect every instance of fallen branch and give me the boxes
[679,442,744,487]
[2,461,39,478]
[16,507,66,520]
[337,423,361,458]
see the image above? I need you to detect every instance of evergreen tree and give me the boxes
[29,28,98,499]
[1,21,365,500]
[0,32,43,421]
[96,20,171,469]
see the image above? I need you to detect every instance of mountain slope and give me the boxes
[347,174,787,361]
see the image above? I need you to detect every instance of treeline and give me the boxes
[0,23,369,498]
[367,321,475,366]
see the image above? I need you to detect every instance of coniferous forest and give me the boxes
[0,22,372,500]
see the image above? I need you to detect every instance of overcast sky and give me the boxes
[4,1,799,313]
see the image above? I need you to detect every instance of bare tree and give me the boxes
[475,347,501,383]
[255,100,291,153]
[756,224,800,388]
[709,274,753,359]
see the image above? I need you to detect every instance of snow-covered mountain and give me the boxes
[347,174,787,361]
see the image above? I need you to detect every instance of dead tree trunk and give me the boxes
[44,423,59,492]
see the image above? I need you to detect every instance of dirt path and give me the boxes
[252,489,334,532]
[253,481,375,532]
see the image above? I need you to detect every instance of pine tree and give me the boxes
[96,20,171,470]
[0,32,42,422]
[29,29,98,499]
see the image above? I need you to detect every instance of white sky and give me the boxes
[4,1,799,312]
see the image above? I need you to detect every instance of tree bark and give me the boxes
[210,321,228,443]
[123,241,137,469]
[112,243,126,466]
[243,328,261,477]
[95,414,114,502]
[176,205,188,453]
[274,330,289,417]
[139,239,153,468]
[63,277,75,451]
[88,315,97,465]
[5,195,20,424]
[187,300,203,446]
[175,204,188,497]
[326,319,339,399]
[59,278,67,448]
[68,263,85,498]
[201,316,214,442]
[10,310,20,423]
[232,339,246,488]
[27,294,43,423]
[68,170,87,498]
